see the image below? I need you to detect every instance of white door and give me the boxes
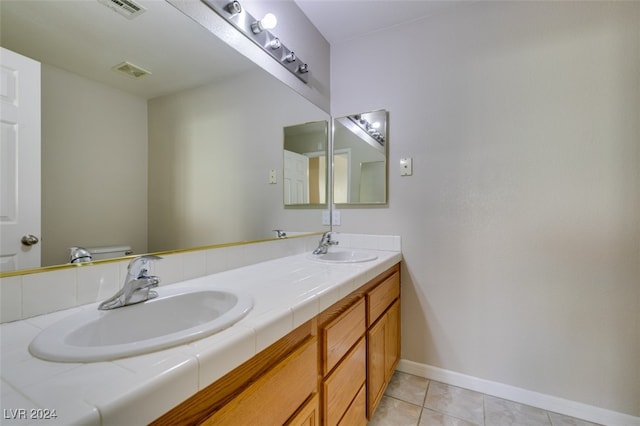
[0,48,41,272]
[283,150,309,204]
[359,161,385,203]
[333,150,350,204]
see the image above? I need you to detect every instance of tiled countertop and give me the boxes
[1,249,402,425]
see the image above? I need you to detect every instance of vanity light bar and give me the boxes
[201,0,309,84]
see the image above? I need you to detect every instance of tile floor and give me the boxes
[369,371,601,426]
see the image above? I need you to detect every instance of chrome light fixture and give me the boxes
[225,0,241,14]
[202,0,310,84]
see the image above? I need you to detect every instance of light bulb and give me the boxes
[261,13,277,30]
[251,13,277,33]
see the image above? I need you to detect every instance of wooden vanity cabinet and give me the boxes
[151,320,317,426]
[201,337,317,425]
[286,393,320,426]
[366,270,401,418]
[152,263,400,426]
[318,263,401,425]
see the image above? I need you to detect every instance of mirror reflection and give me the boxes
[333,110,388,205]
[0,0,328,272]
[283,121,328,207]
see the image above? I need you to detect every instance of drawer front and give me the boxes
[338,384,366,426]
[367,272,400,325]
[323,337,366,426]
[322,298,366,375]
[202,338,317,426]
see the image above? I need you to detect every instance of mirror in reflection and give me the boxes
[0,0,329,272]
[333,110,388,205]
[283,121,328,207]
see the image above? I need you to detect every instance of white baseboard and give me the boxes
[397,359,640,426]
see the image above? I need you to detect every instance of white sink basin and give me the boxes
[309,250,378,263]
[29,286,253,362]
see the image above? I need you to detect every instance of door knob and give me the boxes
[21,235,39,246]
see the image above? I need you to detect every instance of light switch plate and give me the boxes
[269,169,277,184]
[400,157,413,176]
[332,210,341,226]
[322,210,330,225]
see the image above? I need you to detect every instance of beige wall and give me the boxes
[331,1,639,416]
[41,64,148,266]
[147,68,329,253]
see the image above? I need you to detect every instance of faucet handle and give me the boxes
[127,255,162,279]
[273,229,287,238]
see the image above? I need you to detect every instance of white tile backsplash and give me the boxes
[204,247,227,275]
[76,262,120,305]
[0,233,400,323]
[334,232,402,251]
[22,268,77,319]
[180,250,207,281]
[0,276,22,322]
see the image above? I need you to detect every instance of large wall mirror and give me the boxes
[283,121,328,207]
[333,110,388,205]
[0,0,329,272]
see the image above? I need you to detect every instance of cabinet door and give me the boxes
[385,300,400,380]
[367,314,387,418]
[367,299,401,419]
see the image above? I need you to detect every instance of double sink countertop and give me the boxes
[1,248,402,425]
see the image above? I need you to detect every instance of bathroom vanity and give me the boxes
[0,234,401,425]
[153,263,400,425]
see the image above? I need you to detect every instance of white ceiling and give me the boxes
[0,0,464,99]
[294,0,464,45]
[0,0,255,99]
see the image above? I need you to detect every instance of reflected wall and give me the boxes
[148,68,328,252]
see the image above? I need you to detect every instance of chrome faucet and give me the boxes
[98,255,162,310]
[69,247,92,264]
[312,231,339,255]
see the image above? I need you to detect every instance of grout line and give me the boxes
[482,393,486,426]
[383,371,600,426]
[415,377,431,426]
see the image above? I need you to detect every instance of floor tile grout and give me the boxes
[368,371,601,426]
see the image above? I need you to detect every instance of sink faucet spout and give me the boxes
[312,231,338,255]
[99,255,162,310]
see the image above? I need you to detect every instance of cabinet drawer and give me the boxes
[202,338,317,426]
[322,298,366,375]
[323,337,366,426]
[367,272,400,325]
[338,384,366,426]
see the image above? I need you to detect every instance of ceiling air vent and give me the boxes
[112,62,151,79]
[98,0,146,19]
